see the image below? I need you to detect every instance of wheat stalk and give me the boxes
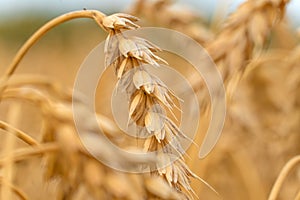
[266,44,300,200]
[0,143,59,166]
[268,155,300,200]
[1,104,21,200]
[3,10,105,78]
[0,120,39,146]
[0,10,106,100]
[0,177,28,200]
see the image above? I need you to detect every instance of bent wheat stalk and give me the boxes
[0,10,105,98]
[4,10,105,77]
[0,178,28,200]
[0,121,39,146]
[0,143,59,167]
[268,155,300,200]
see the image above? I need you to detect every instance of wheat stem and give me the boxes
[1,104,21,200]
[0,178,28,200]
[0,10,106,100]
[4,10,105,78]
[268,155,300,200]
[0,121,39,146]
[5,74,72,100]
[0,143,59,167]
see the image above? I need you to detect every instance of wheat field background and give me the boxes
[0,0,300,200]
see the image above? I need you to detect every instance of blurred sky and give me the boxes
[0,0,299,27]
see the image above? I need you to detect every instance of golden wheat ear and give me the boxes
[101,12,218,199]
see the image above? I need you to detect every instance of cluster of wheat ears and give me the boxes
[0,0,300,199]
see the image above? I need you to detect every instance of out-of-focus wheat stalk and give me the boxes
[268,156,300,200]
[266,44,300,200]
[1,104,21,200]
[189,0,290,99]
[207,0,289,79]
[0,143,58,167]
[0,120,39,146]
[0,177,28,200]
[128,0,214,44]
[3,10,105,78]
[0,10,105,99]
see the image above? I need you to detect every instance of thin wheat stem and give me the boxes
[0,143,59,167]
[268,155,300,200]
[4,10,105,78]
[5,74,73,100]
[0,178,28,200]
[1,104,21,200]
[0,10,106,100]
[0,121,39,146]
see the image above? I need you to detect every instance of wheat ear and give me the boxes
[207,0,289,81]
[186,0,290,101]
[101,13,216,199]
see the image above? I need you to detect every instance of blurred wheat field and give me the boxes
[0,0,300,200]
